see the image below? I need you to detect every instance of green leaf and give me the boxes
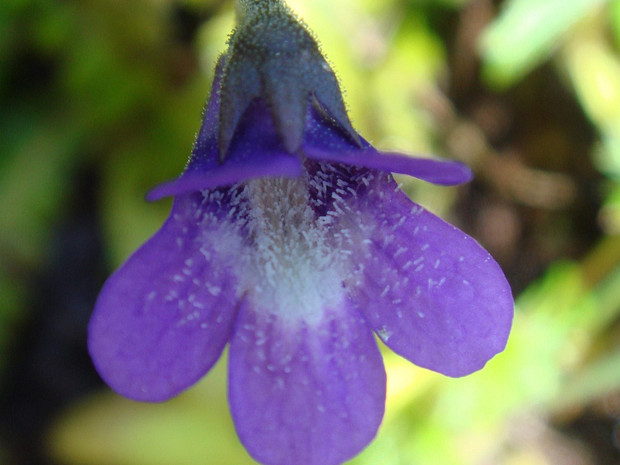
[0,116,80,266]
[552,347,620,410]
[564,38,620,132]
[611,0,620,46]
[479,0,609,87]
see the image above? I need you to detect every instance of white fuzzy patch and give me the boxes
[241,177,348,327]
[194,166,377,328]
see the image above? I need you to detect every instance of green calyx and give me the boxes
[218,0,359,161]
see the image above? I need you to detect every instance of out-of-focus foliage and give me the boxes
[47,353,260,465]
[479,0,609,87]
[1,0,619,464]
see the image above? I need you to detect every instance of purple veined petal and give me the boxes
[228,300,386,465]
[88,191,244,401]
[348,173,513,377]
[148,97,303,201]
[302,102,472,186]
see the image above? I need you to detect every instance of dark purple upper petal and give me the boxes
[346,172,513,377]
[302,103,472,186]
[147,70,471,201]
[88,192,243,401]
[147,98,303,201]
[147,56,302,201]
[228,299,385,465]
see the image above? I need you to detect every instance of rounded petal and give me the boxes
[88,192,243,401]
[302,104,472,186]
[350,175,513,377]
[228,300,386,465]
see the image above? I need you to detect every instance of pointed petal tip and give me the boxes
[145,150,304,201]
[304,145,474,186]
[450,159,474,185]
[145,183,172,202]
[303,103,473,185]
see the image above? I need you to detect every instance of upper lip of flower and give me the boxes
[145,88,473,203]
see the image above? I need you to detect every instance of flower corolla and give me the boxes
[89,2,513,464]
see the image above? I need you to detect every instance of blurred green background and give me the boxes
[1,0,620,464]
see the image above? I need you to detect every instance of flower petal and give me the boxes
[147,150,301,201]
[349,173,513,377]
[228,300,386,465]
[302,104,472,185]
[305,147,472,186]
[147,99,303,201]
[88,192,243,401]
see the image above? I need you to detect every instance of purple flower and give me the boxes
[88,2,513,464]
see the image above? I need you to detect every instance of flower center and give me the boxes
[241,177,347,326]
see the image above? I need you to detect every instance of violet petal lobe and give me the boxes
[349,173,513,377]
[228,300,386,465]
[302,103,472,186]
[88,192,243,401]
[147,98,302,201]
